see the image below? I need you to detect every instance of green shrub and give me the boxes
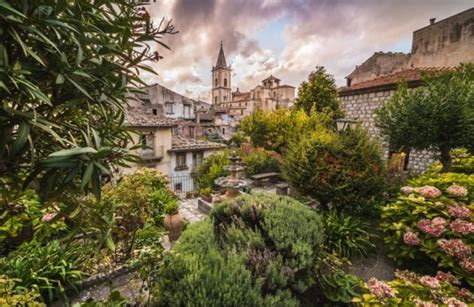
[429,148,474,174]
[354,270,473,306]
[0,240,83,302]
[0,275,44,306]
[154,194,325,305]
[282,127,386,211]
[381,173,474,286]
[323,211,375,258]
[242,147,281,176]
[192,151,229,191]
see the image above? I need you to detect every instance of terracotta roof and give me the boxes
[262,75,281,82]
[339,67,454,95]
[125,107,178,128]
[170,136,227,152]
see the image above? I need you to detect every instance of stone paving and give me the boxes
[179,198,207,223]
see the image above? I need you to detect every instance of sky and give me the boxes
[143,0,473,102]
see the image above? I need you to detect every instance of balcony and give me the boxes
[138,146,164,162]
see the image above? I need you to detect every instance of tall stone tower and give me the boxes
[211,42,232,105]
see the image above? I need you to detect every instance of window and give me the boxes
[176,153,187,169]
[189,126,195,138]
[214,96,218,104]
[222,127,225,134]
[193,152,203,166]
[215,78,218,87]
[165,102,174,114]
[223,96,227,101]
[140,134,147,147]
[184,105,191,118]
[152,108,157,115]
[174,183,183,193]
[224,78,227,87]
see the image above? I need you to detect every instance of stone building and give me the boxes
[339,8,473,173]
[210,43,296,116]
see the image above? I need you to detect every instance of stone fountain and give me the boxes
[214,144,252,198]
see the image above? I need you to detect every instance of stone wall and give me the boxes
[339,89,436,173]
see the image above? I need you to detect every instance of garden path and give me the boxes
[179,198,207,223]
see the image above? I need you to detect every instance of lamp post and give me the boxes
[335,118,360,133]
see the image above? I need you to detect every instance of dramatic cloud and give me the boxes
[145,0,472,101]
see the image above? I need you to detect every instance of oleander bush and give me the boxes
[282,127,386,212]
[153,194,325,305]
[381,172,474,286]
[354,270,474,306]
[323,210,375,258]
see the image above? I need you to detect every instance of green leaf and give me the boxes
[81,162,94,189]
[56,73,65,84]
[11,122,30,154]
[105,233,115,251]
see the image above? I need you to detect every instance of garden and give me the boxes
[1,0,474,306]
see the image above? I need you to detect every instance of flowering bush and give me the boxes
[354,270,473,306]
[381,173,474,286]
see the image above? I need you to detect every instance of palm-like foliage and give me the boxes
[0,0,176,201]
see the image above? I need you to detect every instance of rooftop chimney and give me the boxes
[430,18,436,25]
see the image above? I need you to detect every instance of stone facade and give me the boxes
[339,89,435,173]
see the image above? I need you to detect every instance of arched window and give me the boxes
[224,78,227,87]
[215,78,218,87]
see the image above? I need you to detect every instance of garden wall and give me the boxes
[339,89,435,173]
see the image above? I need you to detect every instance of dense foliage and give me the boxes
[375,64,474,172]
[323,210,375,258]
[0,275,44,306]
[238,108,331,154]
[282,127,385,211]
[381,172,474,285]
[154,194,325,305]
[192,150,229,192]
[241,146,281,176]
[294,66,344,119]
[355,269,473,306]
[430,148,474,175]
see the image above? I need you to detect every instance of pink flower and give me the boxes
[435,271,459,284]
[460,258,474,273]
[457,288,474,301]
[447,185,468,198]
[367,278,396,299]
[418,185,441,198]
[419,275,440,288]
[450,219,474,235]
[41,213,57,223]
[403,231,421,246]
[442,297,468,307]
[448,205,471,219]
[417,217,446,237]
[437,239,471,259]
[400,186,415,195]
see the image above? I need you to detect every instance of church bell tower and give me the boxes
[211,41,232,105]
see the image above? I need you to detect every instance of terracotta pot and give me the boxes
[164,213,184,241]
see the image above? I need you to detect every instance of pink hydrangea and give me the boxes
[460,258,474,273]
[41,213,57,223]
[400,186,415,195]
[448,205,471,219]
[437,239,471,259]
[367,278,396,299]
[450,219,474,235]
[417,217,446,237]
[419,275,440,288]
[418,185,442,198]
[457,288,474,301]
[403,231,421,246]
[441,297,468,307]
[435,271,459,284]
[447,185,468,198]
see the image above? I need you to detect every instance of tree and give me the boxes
[0,1,176,201]
[294,66,344,119]
[281,127,385,211]
[375,64,474,172]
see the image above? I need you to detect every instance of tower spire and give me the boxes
[215,41,227,68]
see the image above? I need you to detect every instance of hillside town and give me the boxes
[1,2,473,306]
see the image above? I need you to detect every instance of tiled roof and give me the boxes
[125,107,178,128]
[170,136,227,152]
[339,67,454,94]
[262,75,281,82]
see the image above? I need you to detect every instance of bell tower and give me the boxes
[211,41,232,105]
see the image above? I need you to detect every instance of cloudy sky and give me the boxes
[144,0,472,102]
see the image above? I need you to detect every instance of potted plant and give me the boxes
[163,200,183,242]
[200,187,213,203]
